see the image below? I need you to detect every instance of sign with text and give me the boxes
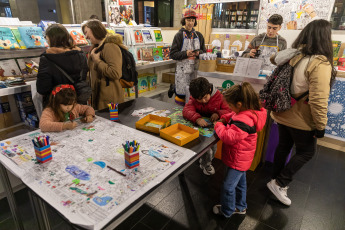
[233,57,263,78]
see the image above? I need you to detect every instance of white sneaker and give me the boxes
[200,164,215,175]
[267,179,291,206]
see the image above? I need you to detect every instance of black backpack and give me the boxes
[259,59,308,113]
[118,47,138,88]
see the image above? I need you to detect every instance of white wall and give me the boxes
[161,29,179,44]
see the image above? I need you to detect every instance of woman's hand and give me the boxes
[187,50,195,57]
[249,49,257,58]
[90,49,101,63]
[83,115,94,123]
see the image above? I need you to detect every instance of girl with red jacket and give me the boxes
[213,82,267,218]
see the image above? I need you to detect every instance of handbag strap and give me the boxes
[45,58,83,84]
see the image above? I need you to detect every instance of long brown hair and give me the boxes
[223,82,261,111]
[48,85,76,122]
[82,20,107,41]
[45,24,75,49]
[292,19,336,86]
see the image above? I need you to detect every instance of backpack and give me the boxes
[259,59,308,113]
[118,47,138,88]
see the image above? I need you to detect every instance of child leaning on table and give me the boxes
[39,84,95,132]
[212,82,267,217]
[183,77,232,175]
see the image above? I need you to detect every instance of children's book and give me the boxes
[68,29,88,45]
[0,27,20,49]
[142,48,154,61]
[132,29,144,44]
[333,41,342,58]
[115,28,125,43]
[136,46,144,61]
[162,46,171,60]
[16,57,40,79]
[0,59,22,80]
[37,20,56,31]
[11,28,26,49]
[153,48,163,61]
[153,29,163,42]
[142,29,154,44]
[128,47,138,62]
[18,27,48,48]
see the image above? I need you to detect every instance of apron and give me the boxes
[175,31,201,96]
[257,34,279,72]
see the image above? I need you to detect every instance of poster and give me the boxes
[108,0,133,25]
[259,0,335,30]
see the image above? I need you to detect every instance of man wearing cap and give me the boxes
[169,8,206,105]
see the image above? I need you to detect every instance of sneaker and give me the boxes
[267,179,291,206]
[202,164,215,175]
[213,204,223,216]
[233,208,246,215]
[168,84,175,98]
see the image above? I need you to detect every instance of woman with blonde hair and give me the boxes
[82,20,126,110]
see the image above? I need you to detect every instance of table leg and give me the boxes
[0,164,24,230]
[28,189,51,230]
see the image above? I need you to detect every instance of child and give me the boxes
[212,82,267,217]
[183,77,232,175]
[40,84,95,132]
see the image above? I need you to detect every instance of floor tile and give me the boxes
[131,222,152,230]
[300,210,332,230]
[115,204,152,230]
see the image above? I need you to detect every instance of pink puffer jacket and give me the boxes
[214,108,267,171]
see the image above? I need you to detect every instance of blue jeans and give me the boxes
[221,167,247,217]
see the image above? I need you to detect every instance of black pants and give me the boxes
[273,123,317,187]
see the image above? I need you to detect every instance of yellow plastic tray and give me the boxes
[135,114,171,134]
[160,123,199,146]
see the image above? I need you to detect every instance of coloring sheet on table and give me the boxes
[0,116,196,230]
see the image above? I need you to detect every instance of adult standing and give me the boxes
[267,19,336,206]
[169,9,206,106]
[82,20,125,110]
[37,24,88,107]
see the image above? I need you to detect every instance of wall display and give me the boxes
[0,27,20,49]
[326,77,345,141]
[142,29,155,44]
[0,116,196,230]
[0,59,22,79]
[107,0,134,25]
[259,0,335,30]
[17,27,48,48]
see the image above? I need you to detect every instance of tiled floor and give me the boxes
[0,144,344,230]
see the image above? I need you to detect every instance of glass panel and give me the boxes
[330,0,345,30]
[212,1,259,29]
[157,0,171,27]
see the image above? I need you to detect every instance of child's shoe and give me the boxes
[233,208,246,215]
[199,157,215,175]
[267,179,291,206]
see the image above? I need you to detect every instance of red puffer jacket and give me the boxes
[214,108,267,171]
[183,87,232,123]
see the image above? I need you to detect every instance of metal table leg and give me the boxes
[28,189,51,230]
[0,164,24,230]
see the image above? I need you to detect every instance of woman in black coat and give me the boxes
[36,24,88,107]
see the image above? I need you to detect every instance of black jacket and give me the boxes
[170,28,206,61]
[36,49,88,106]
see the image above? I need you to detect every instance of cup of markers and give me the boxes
[123,140,140,169]
[108,103,119,121]
[33,135,52,163]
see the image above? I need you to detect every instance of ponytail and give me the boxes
[223,82,261,111]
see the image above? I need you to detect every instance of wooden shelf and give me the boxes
[124,82,170,101]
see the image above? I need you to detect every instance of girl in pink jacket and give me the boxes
[213,82,267,218]
[39,84,95,132]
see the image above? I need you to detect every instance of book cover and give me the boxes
[332,41,342,58]
[142,48,154,61]
[154,30,163,42]
[133,29,144,44]
[68,29,88,45]
[162,46,171,60]
[16,57,40,79]
[11,28,26,49]
[142,29,154,43]
[115,29,125,43]
[136,46,144,61]
[0,27,20,49]
[128,47,138,62]
[153,48,163,61]
[18,27,48,48]
[37,20,56,31]
[0,59,22,80]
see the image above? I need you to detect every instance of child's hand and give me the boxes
[83,115,94,123]
[196,118,208,127]
[218,118,227,124]
[63,121,78,130]
[210,113,219,122]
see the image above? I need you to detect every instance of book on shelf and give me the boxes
[11,28,26,49]
[153,29,163,43]
[153,48,163,61]
[18,27,48,48]
[0,59,22,80]
[162,46,171,60]
[0,27,20,49]
[16,57,40,80]
[68,29,88,45]
[142,48,154,61]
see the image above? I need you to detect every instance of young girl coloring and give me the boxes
[40,84,95,132]
[213,82,267,217]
